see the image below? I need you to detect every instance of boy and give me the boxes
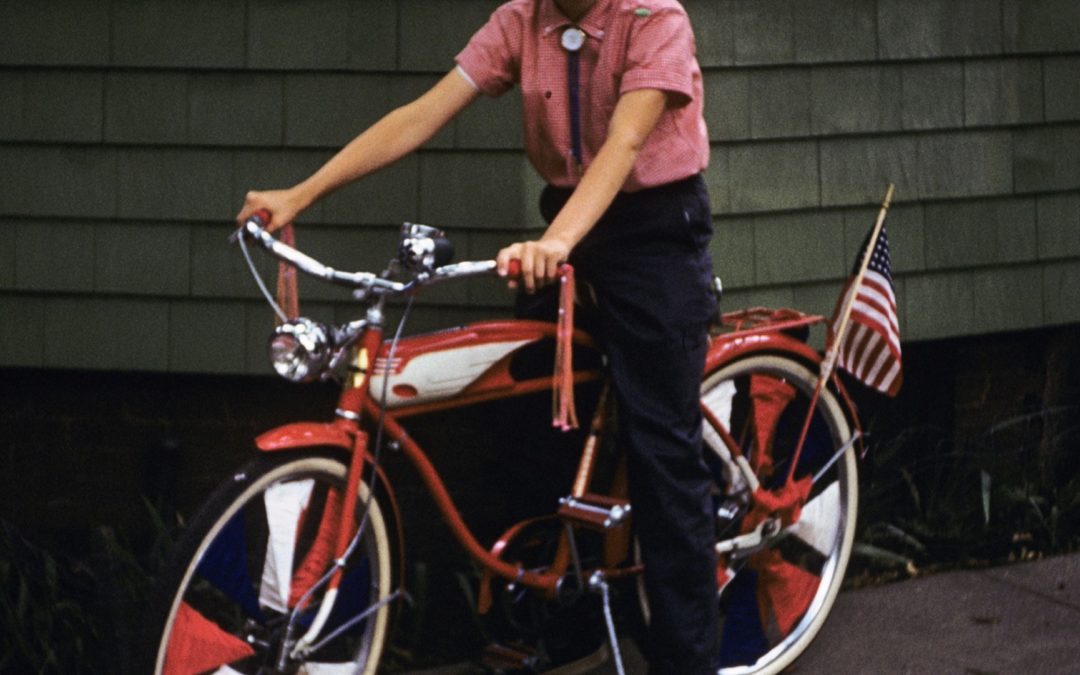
[237,2,719,671]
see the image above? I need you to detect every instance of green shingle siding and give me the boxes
[2,0,1078,373]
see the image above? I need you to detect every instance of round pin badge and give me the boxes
[561,26,586,52]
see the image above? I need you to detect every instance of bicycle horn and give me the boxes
[398,223,454,272]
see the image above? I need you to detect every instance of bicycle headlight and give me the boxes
[268,318,333,383]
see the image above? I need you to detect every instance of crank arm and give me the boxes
[714,433,860,560]
[715,517,781,558]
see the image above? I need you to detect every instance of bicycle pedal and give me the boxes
[717,558,737,595]
[715,497,747,538]
[558,494,631,531]
[482,642,543,672]
[545,643,609,674]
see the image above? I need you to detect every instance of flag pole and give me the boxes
[818,183,895,384]
[783,184,894,485]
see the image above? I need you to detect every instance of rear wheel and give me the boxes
[141,452,399,675]
[639,353,858,675]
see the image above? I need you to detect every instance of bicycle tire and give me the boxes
[638,352,857,675]
[140,451,399,675]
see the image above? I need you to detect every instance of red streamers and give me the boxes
[288,488,344,608]
[164,602,255,675]
[748,476,813,530]
[552,264,578,431]
[749,375,796,478]
[276,223,299,322]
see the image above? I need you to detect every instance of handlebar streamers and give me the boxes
[553,264,578,431]
[276,224,299,322]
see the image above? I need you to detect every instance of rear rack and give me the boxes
[713,306,824,338]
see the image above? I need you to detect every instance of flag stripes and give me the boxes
[829,221,902,397]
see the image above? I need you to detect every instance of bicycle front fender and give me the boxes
[254,421,406,574]
[254,420,402,500]
[256,422,354,453]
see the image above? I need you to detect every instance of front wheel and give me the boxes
[638,353,858,675]
[140,451,400,675]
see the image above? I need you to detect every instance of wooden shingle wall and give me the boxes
[1,0,1078,375]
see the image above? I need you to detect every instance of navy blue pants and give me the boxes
[521,174,720,674]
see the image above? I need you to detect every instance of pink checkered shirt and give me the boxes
[456,0,709,192]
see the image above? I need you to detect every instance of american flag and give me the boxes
[828,222,902,397]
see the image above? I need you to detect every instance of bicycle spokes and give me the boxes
[164,602,256,674]
[789,482,842,559]
[162,474,382,675]
[722,398,832,663]
[196,511,265,622]
[702,357,856,673]
[262,479,318,613]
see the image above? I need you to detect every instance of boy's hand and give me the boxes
[496,237,571,294]
[236,188,307,233]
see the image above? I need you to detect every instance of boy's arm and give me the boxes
[237,68,481,231]
[496,88,668,292]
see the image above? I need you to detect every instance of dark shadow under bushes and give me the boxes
[851,409,1080,581]
[0,500,174,675]
[2,323,1078,672]
[847,324,1080,585]
[0,520,101,674]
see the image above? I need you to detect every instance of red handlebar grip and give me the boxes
[251,208,272,227]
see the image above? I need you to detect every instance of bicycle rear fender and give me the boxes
[706,331,864,452]
[707,330,819,372]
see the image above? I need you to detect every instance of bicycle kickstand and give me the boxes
[588,571,626,675]
[559,495,632,675]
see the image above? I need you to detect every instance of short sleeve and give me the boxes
[455,4,523,98]
[620,6,696,107]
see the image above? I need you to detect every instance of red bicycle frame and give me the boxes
[249,301,861,611]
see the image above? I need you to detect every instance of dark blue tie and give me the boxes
[562,27,586,169]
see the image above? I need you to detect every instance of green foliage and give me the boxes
[382,560,489,671]
[851,404,1080,583]
[0,498,177,674]
[0,522,100,674]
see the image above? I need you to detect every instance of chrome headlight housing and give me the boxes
[268,318,333,382]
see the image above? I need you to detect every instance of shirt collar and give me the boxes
[540,0,613,41]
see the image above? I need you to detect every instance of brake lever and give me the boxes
[228,210,272,244]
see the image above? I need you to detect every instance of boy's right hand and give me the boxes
[236,188,306,233]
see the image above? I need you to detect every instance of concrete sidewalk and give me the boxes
[796,552,1080,673]
[401,552,1080,674]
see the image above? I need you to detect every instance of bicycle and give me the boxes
[140,213,863,675]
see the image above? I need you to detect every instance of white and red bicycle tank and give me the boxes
[369,321,575,410]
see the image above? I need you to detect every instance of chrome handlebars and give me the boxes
[233,216,499,298]
[234,219,402,292]
[233,214,503,383]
